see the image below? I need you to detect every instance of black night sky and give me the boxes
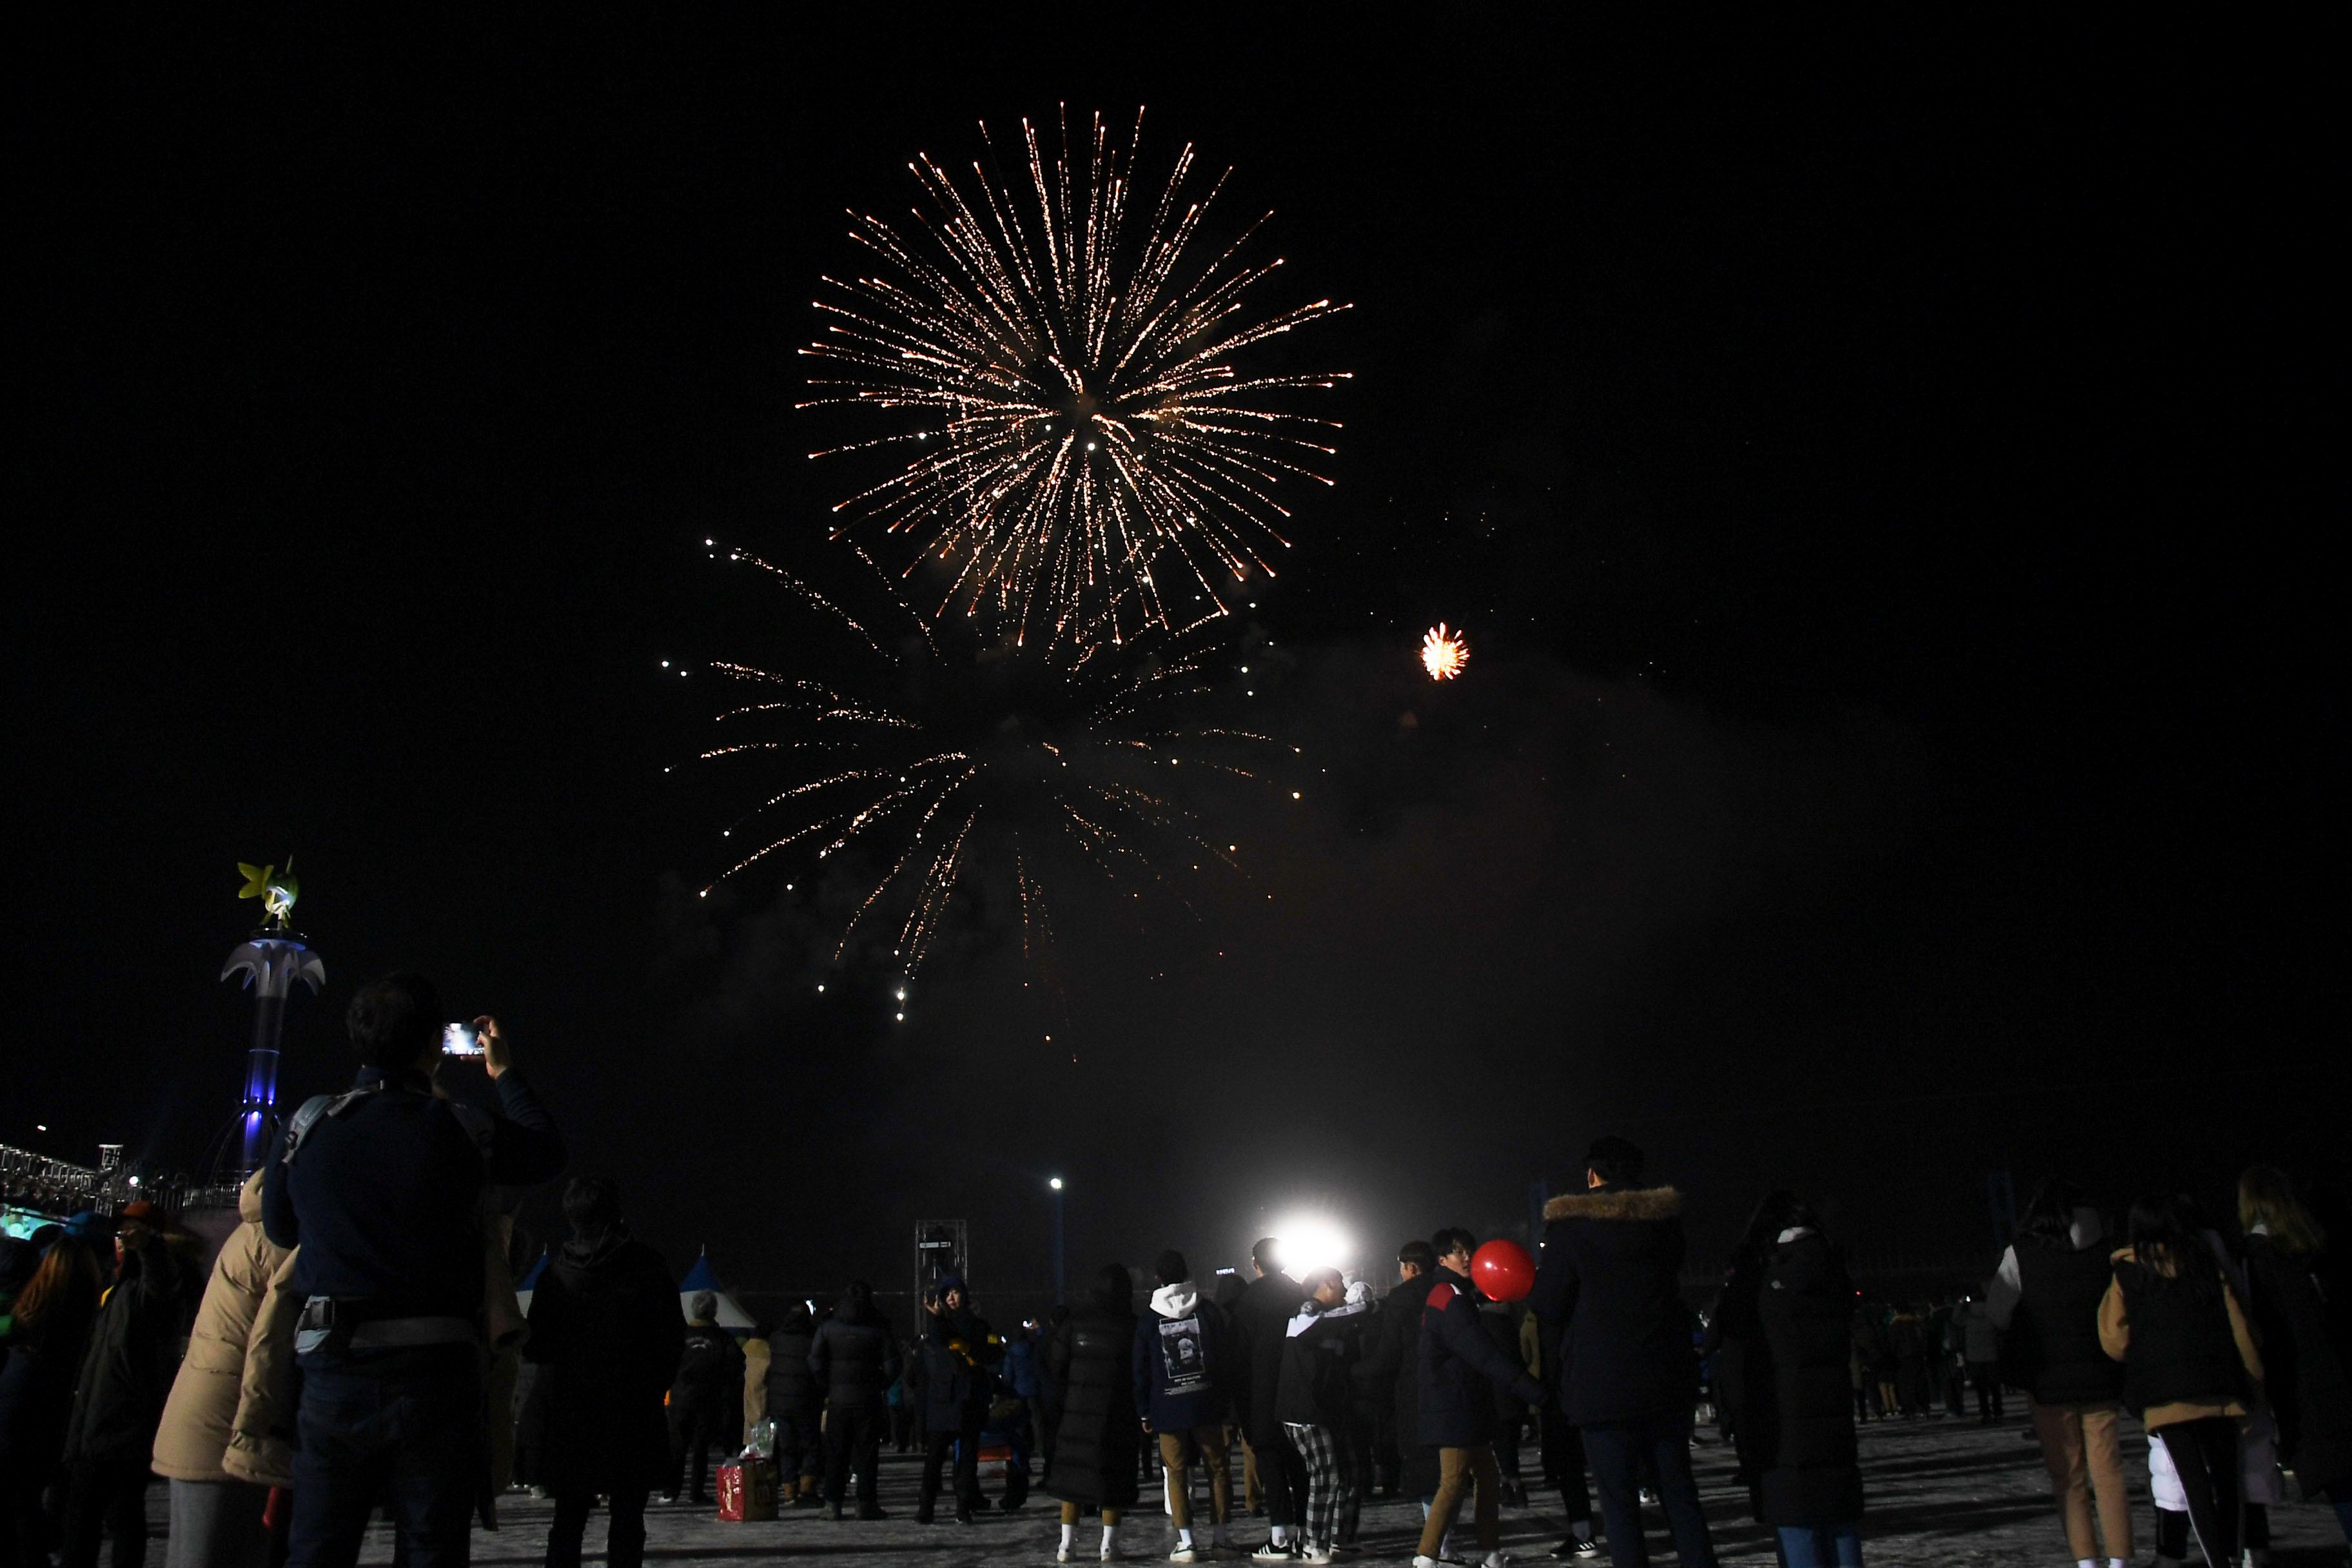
[10,16,2338,1302]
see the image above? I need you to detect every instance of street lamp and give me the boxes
[1048,1177,1066,1307]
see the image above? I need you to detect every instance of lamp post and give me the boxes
[1048,1176,1066,1307]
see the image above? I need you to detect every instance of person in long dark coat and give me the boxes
[1230,1240,1309,1553]
[1045,1264,1141,1563]
[524,1178,686,1568]
[1719,1193,1865,1568]
[1355,1240,1441,1507]
[2238,1165,2352,1536]
[59,1207,200,1568]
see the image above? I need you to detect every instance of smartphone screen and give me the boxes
[442,1022,484,1057]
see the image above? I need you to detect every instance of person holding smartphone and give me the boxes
[262,972,566,1568]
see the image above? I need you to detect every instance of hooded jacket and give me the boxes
[1530,1184,1698,1425]
[1276,1293,1370,1427]
[1416,1265,1544,1447]
[1746,1230,1865,1527]
[524,1228,686,1493]
[1133,1279,1228,1431]
[152,1172,291,1482]
[809,1291,899,1415]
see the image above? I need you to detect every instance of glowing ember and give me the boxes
[1421,623,1469,681]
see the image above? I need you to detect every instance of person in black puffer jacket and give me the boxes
[1718,1193,1864,1567]
[1046,1264,1140,1563]
[765,1302,822,1506]
[525,1178,685,1568]
[810,1280,900,1519]
[1988,1179,2131,1566]
[1415,1230,1545,1568]
[1531,1135,1718,1568]
[2101,1192,2266,1568]
[2238,1166,2352,1531]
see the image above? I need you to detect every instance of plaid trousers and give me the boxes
[1284,1422,1355,1549]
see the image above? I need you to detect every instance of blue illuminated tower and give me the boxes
[222,861,324,1174]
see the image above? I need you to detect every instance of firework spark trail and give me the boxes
[694,542,1289,988]
[801,107,1349,651]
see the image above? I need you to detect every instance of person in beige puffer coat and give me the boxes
[150,1170,292,1568]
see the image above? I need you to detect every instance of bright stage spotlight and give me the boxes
[1270,1215,1354,1278]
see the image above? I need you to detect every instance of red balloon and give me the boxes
[1470,1239,1536,1303]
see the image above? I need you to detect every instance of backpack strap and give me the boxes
[280,1082,389,1166]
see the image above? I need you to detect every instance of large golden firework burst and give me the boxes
[801,107,1349,651]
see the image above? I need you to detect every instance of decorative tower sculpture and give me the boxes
[222,860,324,1174]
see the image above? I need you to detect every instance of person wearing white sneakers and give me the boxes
[1048,1264,1144,1563]
[1276,1268,1373,1563]
[1413,1230,1547,1568]
[1134,1251,1238,1562]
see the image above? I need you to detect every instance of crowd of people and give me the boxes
[3,972,2349,1568]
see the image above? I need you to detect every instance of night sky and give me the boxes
[11,16,2338,1303]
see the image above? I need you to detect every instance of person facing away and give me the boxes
[260,973,564,1561]
[1530,1135,1719,1568]
[1046,1263,1142,1563]
[912,1271,1002,1524]
[1228,1237,1311,1558]
[57,1200,201,1568]
[1,1234,105,1568]
[668,1289,743,1505]
[1987,1178,2132,1568]
[2235,1164,2352,1543]
[260,972,565,1568]
[2100,1191,2266,1568]
[1413,1229,1547,1568]
[150,1169,292,1568]
[523,1176,683,1568]
[808,1279,899,1519]
[1134,1248,1235,1561]
[1277,1268,1374,1563]
[764,1301,823,1506]
[1715,1193,1865,1568]
[1354,1240,1442,1514]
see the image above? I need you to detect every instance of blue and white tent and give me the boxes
[513,1250,550,1316]
[679,1247,756,1333]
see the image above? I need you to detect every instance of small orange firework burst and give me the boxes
[1421,623,1469,681]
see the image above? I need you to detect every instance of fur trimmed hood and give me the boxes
[1544,1185,1683,1223]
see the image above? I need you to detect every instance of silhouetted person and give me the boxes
[524,1177,683,1568]
[262,973,565,1568]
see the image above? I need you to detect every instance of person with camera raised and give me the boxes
[262,972,566,1568]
